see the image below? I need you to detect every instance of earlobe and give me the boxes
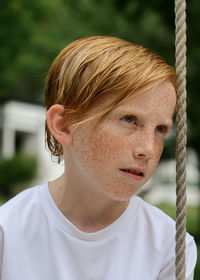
[46,105,73,146]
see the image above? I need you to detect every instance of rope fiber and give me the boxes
[175,0,187,279]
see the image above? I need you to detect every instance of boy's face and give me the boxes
[64,79,176,201]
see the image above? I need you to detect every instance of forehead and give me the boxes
[115,80,176,112]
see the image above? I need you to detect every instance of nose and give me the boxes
[132,130,158,159]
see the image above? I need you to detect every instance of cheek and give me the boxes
[79,130,124,173]
[154,141,164,164]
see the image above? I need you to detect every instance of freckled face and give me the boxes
[66,80,176,201]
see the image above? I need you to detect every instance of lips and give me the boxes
[120,168,145,177]
[120,168,145,181]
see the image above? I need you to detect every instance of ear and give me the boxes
[46,105,73,146]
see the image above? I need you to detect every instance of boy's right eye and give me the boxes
[121,115,136,125]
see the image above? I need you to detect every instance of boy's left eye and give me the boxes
[156,125,168,134]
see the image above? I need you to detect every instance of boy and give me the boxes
[0,36,197,279]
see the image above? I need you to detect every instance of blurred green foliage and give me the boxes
[0,153,37,198]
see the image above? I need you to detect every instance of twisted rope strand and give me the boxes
[175,0,187,279]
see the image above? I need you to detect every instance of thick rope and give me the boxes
[175,0,187,279]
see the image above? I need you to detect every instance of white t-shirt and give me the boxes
[0,183,197,280]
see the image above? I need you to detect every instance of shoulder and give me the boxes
[0,184,45,228]
[130,196,197,277]
[131,196,195,248]
[133,196,176,229]
[127,196,177,253]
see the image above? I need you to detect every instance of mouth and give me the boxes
[120,168,145,180]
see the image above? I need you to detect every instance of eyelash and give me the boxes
[122,115,168,134]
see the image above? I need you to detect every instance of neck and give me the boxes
[48,173,130,233]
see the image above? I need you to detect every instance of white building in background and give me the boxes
[0,101,199,206]
[0,101,64,185]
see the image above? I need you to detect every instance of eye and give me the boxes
[121,115,136,124]
[156,125,168,134]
